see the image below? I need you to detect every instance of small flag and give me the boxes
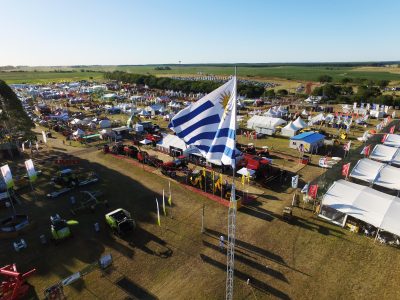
[381,134,388,143]
[361,145,371,157]
[390,126,395,134]
[162,189,166,216]
[168,181,172,206]
[291,175,299,188]
[343,141,351,152]
[301,183,309,194]
[318,157,327,168]
[342,163,351,178]
[308,184,318,199]
[155,198,161,226]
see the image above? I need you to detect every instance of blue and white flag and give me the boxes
[291,175,299,188]
[301,184,309,194]
[169,78,237,167]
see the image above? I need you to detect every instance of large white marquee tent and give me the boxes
[383,134,400,148]
[320,180,400,236]
[369,144,400,165]
[246,116,286,135]
[349,158,400,190]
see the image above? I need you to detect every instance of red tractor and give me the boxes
[144,133,162,144]
[161,157,188,178]
[241,154,271,178]
[123,145,139,158]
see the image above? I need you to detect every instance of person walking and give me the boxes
[219,235,225,252]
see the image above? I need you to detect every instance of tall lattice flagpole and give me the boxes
[226,68,237,300]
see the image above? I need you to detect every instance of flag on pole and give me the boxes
[389,125,395,134]
[381,134,388,143]
[308,184,318,199]
[169,77,237,167]
[42,130,47,144]
[291,175,299,188]
[0,164,14,189]
[342,163,351,178]
[361,145,371,157]
[168,181,172,206]
[343,141,351,152]
[162,189,166,216]
[301,184,309,194]
[155,198,161,226]
[24,159,37,183]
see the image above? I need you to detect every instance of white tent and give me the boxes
[320,179,400,236]
[350,158,400,190]
[292,116,307,129]
[383,134,400,148]
[301,109,309,116]
[369,144,400,165]
[156,134,187,153]
[140,139,152,145]
[281,121,299,137]
[309,113,325,125]
[237,167,256,177]
[73,128,84,136]
[246,115,286,135]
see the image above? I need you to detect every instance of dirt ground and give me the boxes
[1,123,400,300]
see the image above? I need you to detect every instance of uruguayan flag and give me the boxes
[169,78,237,167]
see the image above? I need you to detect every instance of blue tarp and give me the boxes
[290,132,325,143]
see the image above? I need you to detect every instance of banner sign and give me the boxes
[0,164,14,189]
[25,159,37,182]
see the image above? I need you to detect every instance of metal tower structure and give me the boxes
[225,183,237,300]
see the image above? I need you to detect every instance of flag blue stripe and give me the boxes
[199,144,235,158]
[169,100,214,128]
[177,114,220,139]
[186,128,235,144]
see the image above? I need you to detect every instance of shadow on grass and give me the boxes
[202,240,288,283]
[200,254,290,300]
[292,215,347,239]
[116,276,158,300]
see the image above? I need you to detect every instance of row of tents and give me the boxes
[320,133,400,237]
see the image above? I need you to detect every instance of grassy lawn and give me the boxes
[1,122,400,299]
[3,65,400,84]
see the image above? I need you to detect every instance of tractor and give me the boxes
[105,208,136,236]
[161,157,188,178]
[123,145,139,158]
[50,214,78,243]
[51,169,78,187]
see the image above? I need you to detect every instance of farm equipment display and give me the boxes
[105,208,136,236]
[0,264,36,300]
[70,191,108,215]
[47,169,99,198]
[161,157,188,177]
[50,214,78,242]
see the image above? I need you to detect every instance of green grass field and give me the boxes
[2,65,400,84]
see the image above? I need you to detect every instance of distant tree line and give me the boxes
[312,83,400,106]
[154,66,171,70]
[104,71,264,98]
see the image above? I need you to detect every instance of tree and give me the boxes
[276,89,288,96]
[264,89,275,98]
[340,77,352,84]
[318,75,332,83]
[376,80,390,89]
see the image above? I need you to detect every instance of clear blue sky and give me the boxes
[1,0,399,66]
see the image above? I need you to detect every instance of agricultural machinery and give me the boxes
[105,208,136,236]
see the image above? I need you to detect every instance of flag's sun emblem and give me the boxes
[219,91,231,119]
